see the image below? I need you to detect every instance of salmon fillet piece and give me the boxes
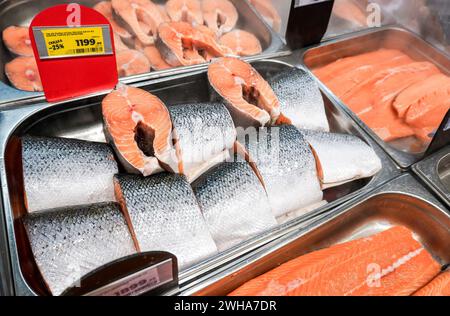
[413,272,450,296]
[249,0,282,33]
[102,84,178,176]
[2,26,33,56]
[94,1,132,41]
[208,57,280,127]
[202,0,238,36]
[229,226,441,296]
[219,30,262,57]
[143,46,171,70]
[165,0,203,25]
[116,49,151,77]
[5,56,43,92]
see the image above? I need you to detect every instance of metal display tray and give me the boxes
[183,173,450,296]
[0,0,289,108]
[300,26,450,169]
[0,58,398,296]
[413,146,450,209]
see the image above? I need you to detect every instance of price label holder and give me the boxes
[29,4,118,102]
[62,252,179,296]
[425,109,450,157]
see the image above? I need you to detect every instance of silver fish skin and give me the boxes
[23,203,136,296]
[114,173,218,269]
[169,102,236,181]
[241,125,323,218]
[192,162,277,252]
[269,67,330,132]
[301,130,382,188]
[22,136,118,213]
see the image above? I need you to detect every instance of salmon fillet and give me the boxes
[2,25,33,56]
[413,272,450,296]
[229,226,441,296]
[101,84,178,176]
[143,46,171,70]
[5,56,43,92]
[249,0,281,33]
[165,0,203,25]
[208,57,280,127]
[116,49,151,77]
[94,1,132,41]
[219,30,262,57]
[202,0,238,36]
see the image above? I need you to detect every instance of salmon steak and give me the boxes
[116,49,151,77]
[21,136,118,213]
[102,84,178,176]
[94,1,132,41]
[208,57,280,127]
[23,203,136,296]
[165,0,203,25]
[143,46,172,70]
[5,56,42,92]
[219,30,262,57]
[202,0,238,36]
[2,25,33,56]
[192,162,277,252]
[168,102,236,182]
[157,21,231,67]
[302,130,382,189]
[111,0,166,45]
[114,173,217,269]
[413,272,450,296]
[229,226,442,296]
[249,0,281,32]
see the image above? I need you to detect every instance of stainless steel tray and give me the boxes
[183,173,450,296]
[0,58,398,296]
[300,26,450,170]
[0,0,288,108]
[413,146,450,209]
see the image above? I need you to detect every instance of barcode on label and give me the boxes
[70,47,102,54]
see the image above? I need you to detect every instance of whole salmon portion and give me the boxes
[5,56,42,92]
[2,26,33,56]
[219,30,262,57]
[202,0,238,36]
[249,0,281,32]
[165,0,203,25]
[93,1,132,41]
[116,49,151,77]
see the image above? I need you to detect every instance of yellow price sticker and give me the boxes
[34,25,112,59]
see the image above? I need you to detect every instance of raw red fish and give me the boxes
[229,226,441,296]
[208,57,280,127]
[101,84,178,176]
[93,1,132,41]
[219,30,262,57]
[249,0,281,32]
[157,21,231,67]
[165,0,203,25]
[2,26,33,56]
[112,0,166,45]
[143,46,171,70]
[116,49,151,77]
[5,56,42,92]
[202,0,238,35]
[413,272,450,296]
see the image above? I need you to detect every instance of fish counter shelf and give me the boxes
[413,146,450,209]
[0,58,398,296]
[0,0,288,107]
[183,174,450,296]
[300,26,450,170]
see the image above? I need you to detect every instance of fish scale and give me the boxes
[269,68,330,132]
[192,162,277,252]
[242,125,323,218]
[114,173,218,269]
[23,203,136,296]
[22,136,118,213]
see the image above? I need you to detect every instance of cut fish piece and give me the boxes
[102,84,178,176]
[332,0,368,27]
[5,56,42,92]
[21,136,118,213]
[112,0,165,46]
[157,21,231,67]
[143,46,172,70]
[165,0,203,25]
[93,1,133,40]
[208,57,280,127]
[192,162,277,252]
[157,4,171,22]
[168,102,236,181]
[269,68,330,132]
[114,173,217,269]
[219,30,262,57]
[2,25,33,56]
[249,0,281,32]
[229,226,441,296]
[413,272,450,296]
[241,125,323,218]
[116,49,151,77]
[113,33,130,52]
[202,0,238,36]
[302,130,382,188]
[23,203,136,296]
